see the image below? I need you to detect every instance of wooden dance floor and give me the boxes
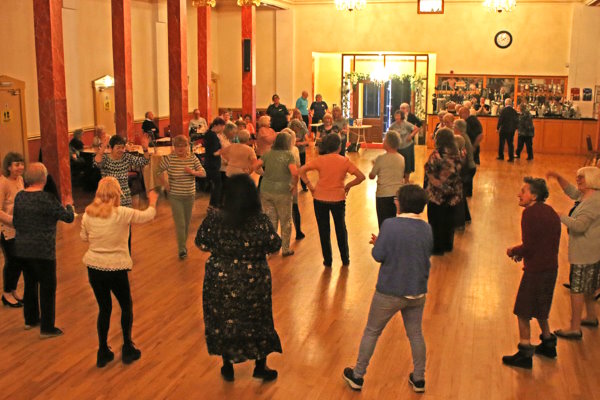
[1,147,599,399]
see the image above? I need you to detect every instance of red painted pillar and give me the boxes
[198,6,212,121]
[32,0,71,202]
[241,5,256,126]
[167,0,189,136]
[111,0,135,141]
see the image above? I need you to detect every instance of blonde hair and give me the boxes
[172,135,189,147]
[257,115,271,128]
[280,128,296,146]
[85,177,122,218]
[577,166,600,190]
[322,113,333,124]
[237,129,250,143]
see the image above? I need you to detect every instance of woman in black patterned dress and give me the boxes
[195,174,282,382]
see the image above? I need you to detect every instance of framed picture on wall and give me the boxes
[571,88,580,101]
[595,85,600,104]
[583,88,593,102]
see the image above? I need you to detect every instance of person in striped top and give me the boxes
[157,135,206,259]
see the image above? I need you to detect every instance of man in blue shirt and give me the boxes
[296,91,309,127]
[343,184,433,393]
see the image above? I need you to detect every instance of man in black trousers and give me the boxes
[496,98,519,162]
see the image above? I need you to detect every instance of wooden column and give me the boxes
[241,5,256,126]
[167,0,189,136]
[111,0,134,140]
[33,0,71,202]
[197,6,212,121]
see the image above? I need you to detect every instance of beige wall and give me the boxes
[292,2,575,109]
[314,53,342,108]
[568,4,600,118]
[216,8,277,109]
[2,0,598,139]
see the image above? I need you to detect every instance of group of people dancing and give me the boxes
[1,95,599,394]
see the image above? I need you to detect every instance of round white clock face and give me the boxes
[495,31,512,49]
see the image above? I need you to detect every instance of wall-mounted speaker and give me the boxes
[243,39,251,72]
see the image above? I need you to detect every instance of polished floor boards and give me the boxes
[0,148,598,399]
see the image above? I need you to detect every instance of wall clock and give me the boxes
[494,30,513,49]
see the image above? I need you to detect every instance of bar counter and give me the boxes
[425,115,599,155]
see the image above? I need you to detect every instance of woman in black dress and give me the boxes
[195,174,282,382]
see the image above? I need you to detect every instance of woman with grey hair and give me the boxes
[12,162,74,338]
[547,167,600,339]
[369,131,405,227]
[0,152,25,307]
[254,132,299,256]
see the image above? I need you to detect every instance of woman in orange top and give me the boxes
[299,134,365,267]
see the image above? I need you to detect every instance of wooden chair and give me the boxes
[584,135,600,166]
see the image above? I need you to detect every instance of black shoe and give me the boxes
[323,262,332,268]
[296,232,305,240]
[563,283,571,289]
[40,327,64,339]
[408,373,426,393]
[2,295,23,308]
[253,364,278,381]
[122,342,142,364]
[526,157,533,160]
[554,329,583,340]
[534,334,557,359]
[343,367,363,391]
[221,362,234,382]
[496,156,504,160]
[178,249,187,260]
[507,159,514,163]
[581,318,599,328]
[502,344,534,369]
[97,346,115,368]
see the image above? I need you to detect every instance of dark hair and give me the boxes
[109,135,127,148]
[244,114,252,120]
[222,174,262,226]
[209,117,226,131]
[73,129,83,139]
[394,109,405,120]
[319,134,341,155]
[2,152,24,177]
[434,128,458,155]
[396,184,428,214]
[272,94,279,101]
[272,132,292,150]
[523,176,549,202]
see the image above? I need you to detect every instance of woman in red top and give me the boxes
[299,135,365,267]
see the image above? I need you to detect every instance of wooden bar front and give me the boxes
[426,115,598,155]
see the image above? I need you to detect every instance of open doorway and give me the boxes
[92,75,116,135]
[341,54,429,143]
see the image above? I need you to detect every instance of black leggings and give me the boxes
[1,234,21,293]
[88,268,133,348]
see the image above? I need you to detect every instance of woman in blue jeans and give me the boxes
[343,184,433,393]
[299,134,364,267]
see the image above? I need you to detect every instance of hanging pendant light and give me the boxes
[483,0,516,13]
[335,0,366,12]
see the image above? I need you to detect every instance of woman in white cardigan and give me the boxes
[81,177,158,367]
[547,167,600,339]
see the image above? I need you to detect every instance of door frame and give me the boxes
[91,75,116,135]
[0,75,29,164]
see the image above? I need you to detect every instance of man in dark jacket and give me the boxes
[497,99,519,162]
